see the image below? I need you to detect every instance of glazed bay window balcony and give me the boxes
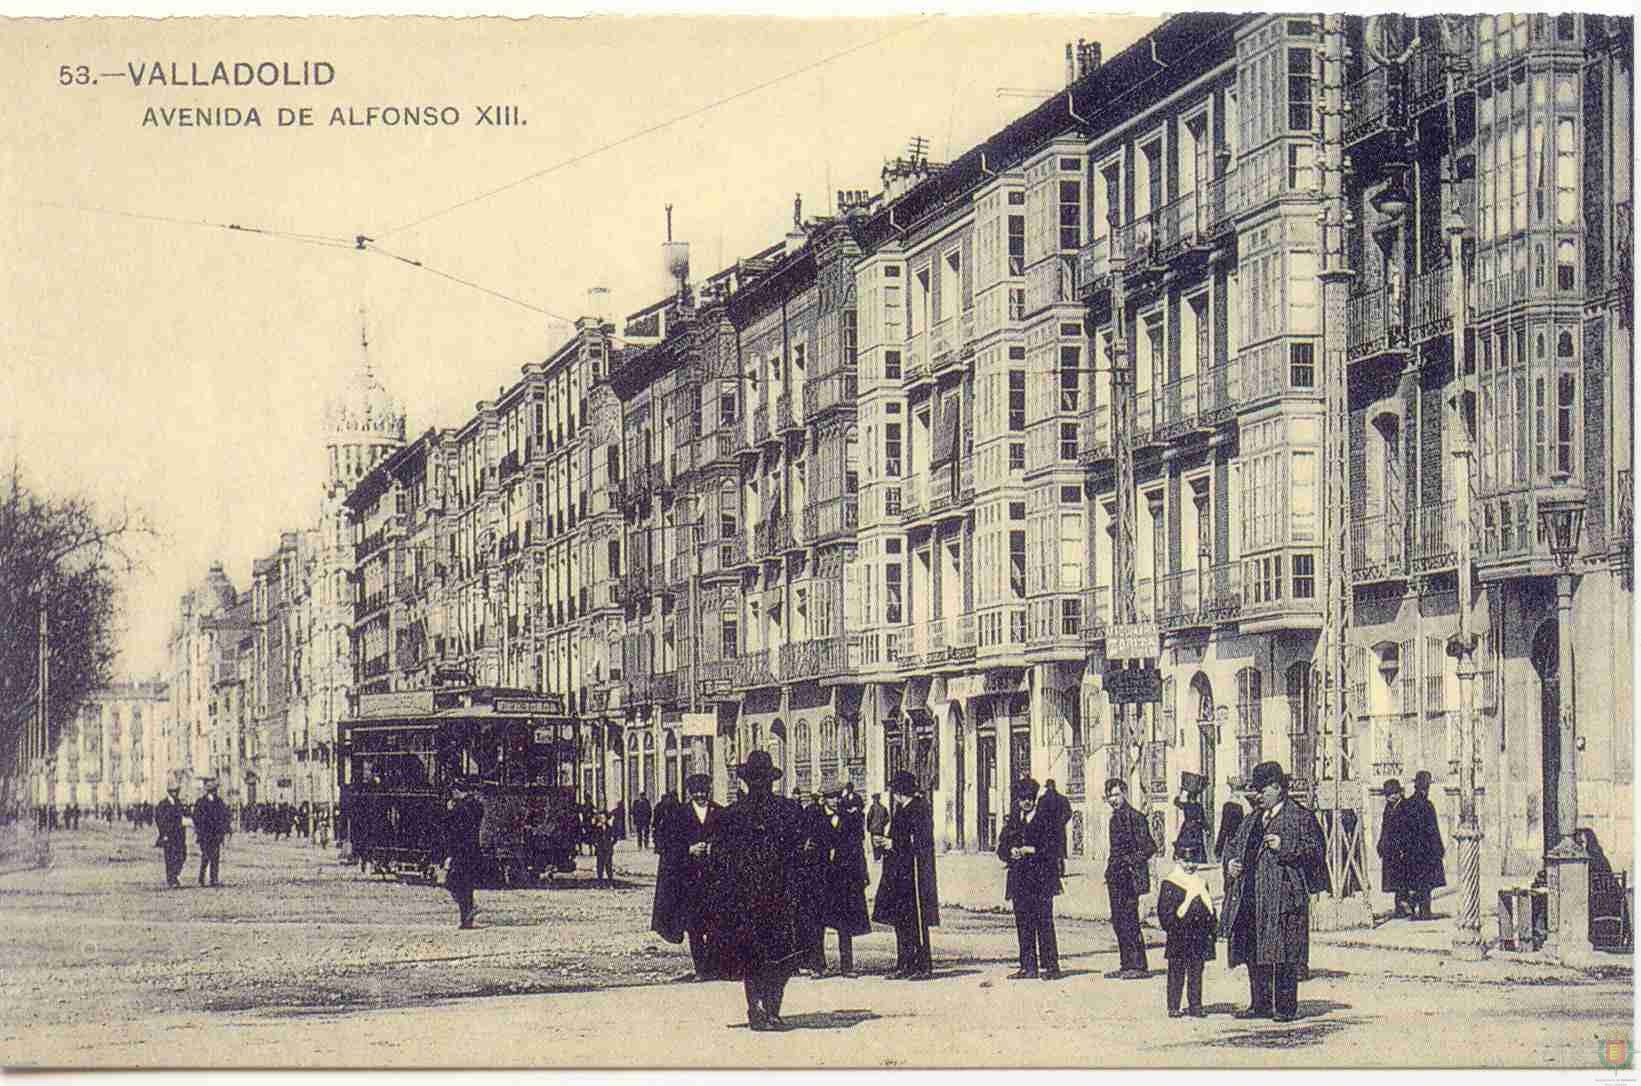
[1025,253,1081,314]
[700,429,739,469]
[1472,257,1529,321]
[926,612,977,665]
[803,372,858,418]
[803,494,859,543]
[1027,594,1085,647]
[1350,512,1408,582]
[1240,340,1320,407]
[1238,547,1322,628]
[1343,64,1407,149]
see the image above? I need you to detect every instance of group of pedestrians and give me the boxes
[152,778,232,888]
[645,756,940,1031]
[1377,771,1447,920]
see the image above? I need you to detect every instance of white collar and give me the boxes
[1265,800,1285,821]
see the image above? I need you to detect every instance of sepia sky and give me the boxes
[0,12,1158,677]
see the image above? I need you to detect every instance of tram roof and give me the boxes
[341,685,576,726]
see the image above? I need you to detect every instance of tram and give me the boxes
[337,684,583,886]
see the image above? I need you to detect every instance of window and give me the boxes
[1292,553,1315,598]
[1010,501,1026,520]
[1289,342,1314,388]
[1555,118,1577,227]
[1059,513,1083,592]
[1291,451,1316,540]
[1009,530,1026,599]
[722,617,738,659]
[1009,442,1026,471]
[1009,287,1026,321]
[1009,371,1026,432]
[885,563,903,624]
[885,350,902,381]
[884,422,902,477]
[1059,179,1082,251]
[1285,662,1317,785]
[1008,215,1026,276]
[720,392,737,424]
[1060,423,1079,461]
[1236,667,1263,782]
[1060,345,1081,412]
[1556,371,1576,476]
[841,310,857,366]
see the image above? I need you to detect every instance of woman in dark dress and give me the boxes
[1173,788,1208,863]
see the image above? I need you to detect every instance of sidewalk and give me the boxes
[610,839,1629,969]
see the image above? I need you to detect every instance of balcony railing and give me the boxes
[772,394,796,434]
[1620,468,1634,555]
[1077,235,1113,296]
[903,337,928,384]
[752,407,771,445]
[1153,188,1204,260]
[1158,373,1200,439]
[1159,563,1242,629]
[668,554,691,590]
[926,612,977,665]
[1134,388,1156,445]
[1352,512,1408,581]
[900,474,924,520]
[803,494,859,543]
[960,309,975,353]
[1473,263,1528,319]
[1343,65,1406,146]
[734,649,777,689]
[1080,404,1112,462]
[1366,714,1414,781]
[1410,501,1459,573]
[1081,586,1111,641]
[1346,289,1397,362]
[1408,263,1455,342]
[930,319,958,370]
[1203,168,1242,237]
[780,635,851,682]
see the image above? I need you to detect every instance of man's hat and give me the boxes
[1249,761,1288,791]
[1413,769,1433,787]
[1012,777,1041,801]
[1383,778,1403,795]
[736,749,783,783]
[684,773,712,793]
[889,770,918,796]
[203,777,219,788]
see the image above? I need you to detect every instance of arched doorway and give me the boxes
[626,734,640,806]
[1190,672,1216,854]
[1532,619,1561,852]
[769,719,787,784]
[664,731,679,798]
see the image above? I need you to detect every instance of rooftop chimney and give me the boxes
[1077,40,1103,80]
[1065,43,1076,88]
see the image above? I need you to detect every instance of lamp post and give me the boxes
[1536,480,1596,965]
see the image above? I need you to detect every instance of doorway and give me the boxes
[977,730,997,851]
[1532,620,1561,853]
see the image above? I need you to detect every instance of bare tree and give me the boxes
[0,462,153,811]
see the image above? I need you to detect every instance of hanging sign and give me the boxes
[1107,623,1161,662]
[679,712,718,737]
[1103,666,1162,704]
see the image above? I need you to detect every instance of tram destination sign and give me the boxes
[357,691,436,718]
[1103,666,1162,704]
[1106,622,1161,662]
[496,694,565,716]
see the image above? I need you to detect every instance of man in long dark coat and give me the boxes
[1219,760,1326,1022]
[1038,779,1073,876]
[1103,777,1156,978]
[631,793,652,850]
[872,771,940,978]
[1377,778,1411,917]
[431,779,485,929]
[865,793,889,862]
[710,751,807,1031]
[651,774,722,980]
[998,777,1064,979]
[193,778,231,887]
[792,792,831,974]
[154,784,188,888]
[815,786,871,976]
[650,791,677,855]
[1400,770,1446,920]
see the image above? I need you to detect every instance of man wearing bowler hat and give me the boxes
[651,772,724,981]
[1219,760,1326,1021]
[872,770,940,978]
[193,777,231,887]
[712,750,807,1031]
[432,777,485,930]
[154,783,188,889]
[998,777,1064,979]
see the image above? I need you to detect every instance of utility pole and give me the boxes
[1105,201,1143,797]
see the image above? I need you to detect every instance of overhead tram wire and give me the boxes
[30,200,358,253]
[374,17,940,240]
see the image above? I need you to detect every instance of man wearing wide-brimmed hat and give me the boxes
[712,750,808,1031]
[871,770,940,979]
[193,777,231,887]
[813,784,871,976]
[651,772,724,981]
[1218,760,1326,1022]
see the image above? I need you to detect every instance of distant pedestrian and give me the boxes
[1214,798,1245,862]
[998,777,1063,980]
[193,778,231,887]
[433,779,485,930]
[865,793,889,862]
[609,803,626,842]
[1219,761,1326,1023]
[1377,779,1411,918]
[632,794,652,850]
[710,750,807,1031]
[872,771,939,979]
[1173,786,1208,864]
[154,785,188,888]
[1400,771,1446,920]
[651,774,722,981]
[1103,778,1155,979]
[591,813,616,884]
[1157,859,1217,1018]
[1038,779,1073,876]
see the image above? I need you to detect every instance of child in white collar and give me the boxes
[1156,859,1218,1018]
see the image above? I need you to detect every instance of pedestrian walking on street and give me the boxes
[1219,761,1327,1022]
[193,778,231,887]
[1038,779,1072,877]
[872,771,940,979]
[865,793,889,862]
[1103,778,1156,979]
[814,786,870,977]
[1400,771,1446,921]
[591,812,616,884]
[1156,859,1217,1018]
[998,777,1064,980]
[631,794,652,850]
[651,774,723,981]
[710,750,807,1032]
[154,785,188,888]
[1173,786,1209,864]
[1376,779,1412,918]
[432,778,485,930]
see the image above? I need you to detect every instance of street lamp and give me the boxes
[1536,477,1593,964]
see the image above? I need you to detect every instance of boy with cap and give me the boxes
[997,777,1064,979]
[1156,858,1217,1017]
